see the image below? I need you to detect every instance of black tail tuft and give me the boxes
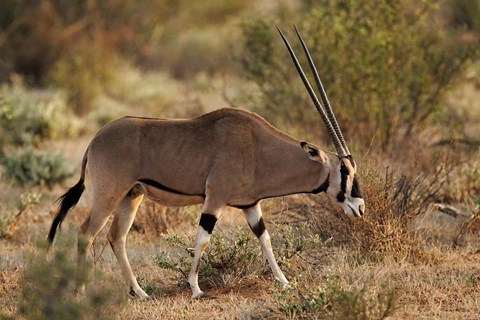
[47,179,85,247]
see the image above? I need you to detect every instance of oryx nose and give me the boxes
[358,204,365,216]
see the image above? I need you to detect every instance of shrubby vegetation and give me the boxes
[15,241,124,320]
[0,0,253,113]
[153,225,323,288]
[240,0,479,151]
[154,228,263,284]
[274,276,395,319]
[1,147,73,187]
[0,78,81,149]
[0,191,40,239]
[0,79,78,186]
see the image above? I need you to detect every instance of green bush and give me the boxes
[274,275,396,319]
[240,1,478,151]
[0,0,252,82]
[0,78,81,149]
[0,191,41,238]
[1,147,73,187]
[153,225,324,287]
[154,228,262,283]
[47,41,118,115]
[448,0,480,34]
[17,242,124,320]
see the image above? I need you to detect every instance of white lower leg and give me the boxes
[244,204,288,285]
[188,227,211,298]
[110,238,149,299]
[108,194,148,299]
[259,231,289,285]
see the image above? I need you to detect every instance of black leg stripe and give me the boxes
[199,213,217,234]
[251,218,266,238]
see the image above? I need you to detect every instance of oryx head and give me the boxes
[278,26,365,217]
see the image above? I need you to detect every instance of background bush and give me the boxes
[0,0,254,114]
[1,148,73,187]
[274,276,396,319]
[240,0,479,152]
[0,78,81,149]
[16,241,124,320]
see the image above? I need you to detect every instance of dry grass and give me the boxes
[1,112,479,319]
[0,71,479,319]
[1,182,479,319]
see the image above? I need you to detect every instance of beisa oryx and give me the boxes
[47,26,365,300]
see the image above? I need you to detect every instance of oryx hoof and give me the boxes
[283,283,292,289]
[75,285,86,298]
[129,288,151,300]
[275,278,291,289]
[192,291,211,299]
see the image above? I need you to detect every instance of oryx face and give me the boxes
[326,155,365,217]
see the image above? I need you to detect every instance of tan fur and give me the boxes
[84,108,328,206]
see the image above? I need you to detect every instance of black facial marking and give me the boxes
[199,213,217,234]
[250,217,266,238]
[340,161,350,175]
[351,177,362,198]
[312,173,330,194]
[336,161,349,202]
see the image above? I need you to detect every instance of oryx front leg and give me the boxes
[243,204,288,285]
[188,203,221,299]
[107,190,149,300]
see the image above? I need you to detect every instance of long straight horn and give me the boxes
[276,26,347,157]
[293,26,350,155]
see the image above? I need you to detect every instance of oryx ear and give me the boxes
[301,141,327,163]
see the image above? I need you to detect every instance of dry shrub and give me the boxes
[443,156,480,204]
[0,192,41,239]
[274,156,448,262]
[273,275,396,320]
[48,40,118,115]
[132,199,199,237]
[343,163,447,261]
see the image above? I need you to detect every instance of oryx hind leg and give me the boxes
[107,188,149,299]
[77,189,125,295]
[243,203,289,285]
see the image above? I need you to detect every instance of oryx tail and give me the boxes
[47,151,88,246]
